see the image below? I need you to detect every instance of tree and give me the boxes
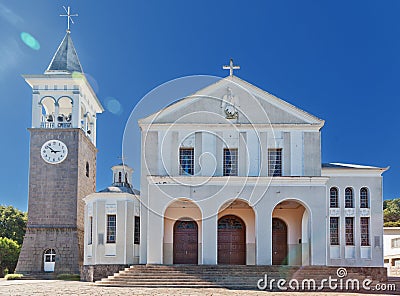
[0,205,27,245]
[383,198,400,227]
[0,237,20,277]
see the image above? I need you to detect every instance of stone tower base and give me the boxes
[15,227,82,275]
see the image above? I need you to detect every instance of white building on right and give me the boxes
[384,227,400,276]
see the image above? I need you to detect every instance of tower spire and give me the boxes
[45,33,83,74]
[60,6,78,33]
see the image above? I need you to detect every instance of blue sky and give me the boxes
[0,1,399,211]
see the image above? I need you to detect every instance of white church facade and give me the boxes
[136,73,387,268]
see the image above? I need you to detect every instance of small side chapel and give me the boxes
[82,164,140,281]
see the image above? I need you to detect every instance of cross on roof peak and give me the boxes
[222,58,240,76]
[60,6,78,33]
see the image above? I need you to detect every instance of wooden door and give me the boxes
[218,215,246,265]
[173,220,198,264]
[272,218,288,265]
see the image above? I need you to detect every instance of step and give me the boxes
[95,265,387,290]
[97,281,220,286]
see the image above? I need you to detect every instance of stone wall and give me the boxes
[81,264,128,282]
[16,227,80,274]
[77,131,97,268]
[16,128,97,274]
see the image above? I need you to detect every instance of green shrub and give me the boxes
[56,273,80,281]
[0,237,21,277]
[5,274,23,280]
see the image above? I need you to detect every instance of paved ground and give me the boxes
[0,279,399,296]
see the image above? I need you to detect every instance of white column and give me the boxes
[202,211,218,264]
[139,197,148,264]
[72,93,80,128]
[170,131,179,176]
[195,132,202,175]
[94,201,100,263]
[290,131,303,176]
[124,200,127,264]
[146,209,163,264]
[255,203,271,265]
[215,132,223,176]
[238,132,247,176]
[32,93,42,128]
[201,132,216,176]
[260,132,268,176]
[92,116,97,146]
[139,131,149,264]
[89,121,94,142]
[146,185,164,264]
[310,202,327,265]
[54,103,59,128]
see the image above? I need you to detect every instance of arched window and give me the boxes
[57,97,73,128]
[330,187,339,208]
[125,173,128,184]
[118,172,122,183]
[86,162,89,178]
[345,187,354,208]
[360,187,369,208]
[40,97,56,128]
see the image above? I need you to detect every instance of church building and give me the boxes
[16,8,388,282]
[138,68,388,268]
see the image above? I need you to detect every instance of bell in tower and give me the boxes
[27,30,103,145]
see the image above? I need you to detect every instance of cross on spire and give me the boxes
[223,58,240,76]
[117,155,126,164]
[60,6,78,33]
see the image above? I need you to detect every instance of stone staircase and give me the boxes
[96,265,390,292]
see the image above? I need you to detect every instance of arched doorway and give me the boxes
[164,199,202,264]
[272,218,288,265]
[218,215,246,265]
[272,200,311,266]
[173,220,198,264]
[43,249,56,272]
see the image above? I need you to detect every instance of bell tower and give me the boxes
[16,13,104,275]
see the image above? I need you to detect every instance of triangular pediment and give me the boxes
[139,76,324,126]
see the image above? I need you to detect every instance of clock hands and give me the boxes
[45,145,61,154]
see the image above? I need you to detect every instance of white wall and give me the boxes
[324,174,384,267]
[83,194,140,266]
[384,228,400,257]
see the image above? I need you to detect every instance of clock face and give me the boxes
[41,140,68,164]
